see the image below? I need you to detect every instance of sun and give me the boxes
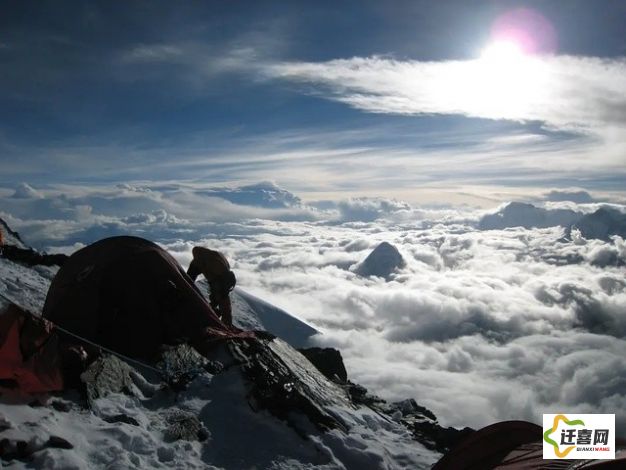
[461,39,548,118]
[480,40,526,64]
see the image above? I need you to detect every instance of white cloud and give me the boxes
[265,55,626,131]
[3,181,626,434]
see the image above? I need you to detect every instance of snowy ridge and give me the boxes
[231,288,318,348]
[0,217,26,249]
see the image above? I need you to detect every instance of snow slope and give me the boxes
[0,232,444,469]
[231,288,318,348]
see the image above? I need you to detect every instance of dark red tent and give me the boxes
[42,236,247,361]
[433,420,626,469]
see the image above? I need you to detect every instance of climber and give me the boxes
[187,246,236,326]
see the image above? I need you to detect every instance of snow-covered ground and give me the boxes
[0,236,441,469]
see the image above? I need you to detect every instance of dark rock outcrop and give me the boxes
[230,338,352,433]
[387,399,474,454]
[0,216,67,266]
[0,245,68,267]
[345,385,473,454]
[298,347,348,383]
[80,355,138,405]
[163,411,209,442]
[355,242,405,280]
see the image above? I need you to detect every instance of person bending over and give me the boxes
[186,247,236,326]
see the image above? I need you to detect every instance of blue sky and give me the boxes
[1,0,625,203]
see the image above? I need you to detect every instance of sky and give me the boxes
[1,0,625,204]
[1,0,626,436]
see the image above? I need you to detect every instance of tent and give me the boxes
[0,303,64,393]
[433,420,626,469]
[42,236,247,361]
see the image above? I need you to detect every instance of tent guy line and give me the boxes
[0,291,165,378]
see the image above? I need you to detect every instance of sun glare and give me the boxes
[460,39,548,118]
[480,40,525,64]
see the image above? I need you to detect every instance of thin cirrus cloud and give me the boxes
[264,54,626,131]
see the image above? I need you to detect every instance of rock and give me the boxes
[0,415,12,432]
[355,242,405,280]
[80,355,137,405]
[0,438,33,460]
[298,347,348,383]
[0,244,68,267]
[163,411,208,442]
[51,400,72,413]
[0,435,74,461]
[231,338,351,433]
[345,382,385,408]
[46,436,73,450]
[157,344,212,391]
[102,414,140,426]
[385,400,473,453]
[389,398,436,421]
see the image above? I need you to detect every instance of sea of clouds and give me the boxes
[2,182,625,434]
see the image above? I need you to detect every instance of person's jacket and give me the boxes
[187,247,235,325]
[187,247,230,282]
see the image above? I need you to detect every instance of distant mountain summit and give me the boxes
[569,207,626,241]
[355,242,405,280]
[478,202,626,242]
[478,202,580,230]
[201,181,302,209]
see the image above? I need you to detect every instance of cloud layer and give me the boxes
[2,182,626,434]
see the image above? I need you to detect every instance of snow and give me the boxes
[0,219,27,249]
[0,256,56,313]
[0,240,440,469]
[231,288,319,348]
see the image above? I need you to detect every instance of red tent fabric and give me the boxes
[0,303,64,393]
[433,420,626,469]
[42,236,249,361]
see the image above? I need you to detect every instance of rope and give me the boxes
[0,291,165,377]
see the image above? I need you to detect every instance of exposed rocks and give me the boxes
[157,344,217,391]
[102,414,140,426]
[386,399,473,454]
[0,435,73,462]
[81,355,137,405]
[298,347,348,383]
[163,411,209,442]
[46,435,73,450]
[230,338,351,434]
[0,245,68,267]
[343,386,473,454]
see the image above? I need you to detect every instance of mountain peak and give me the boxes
[355,242,405,280]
